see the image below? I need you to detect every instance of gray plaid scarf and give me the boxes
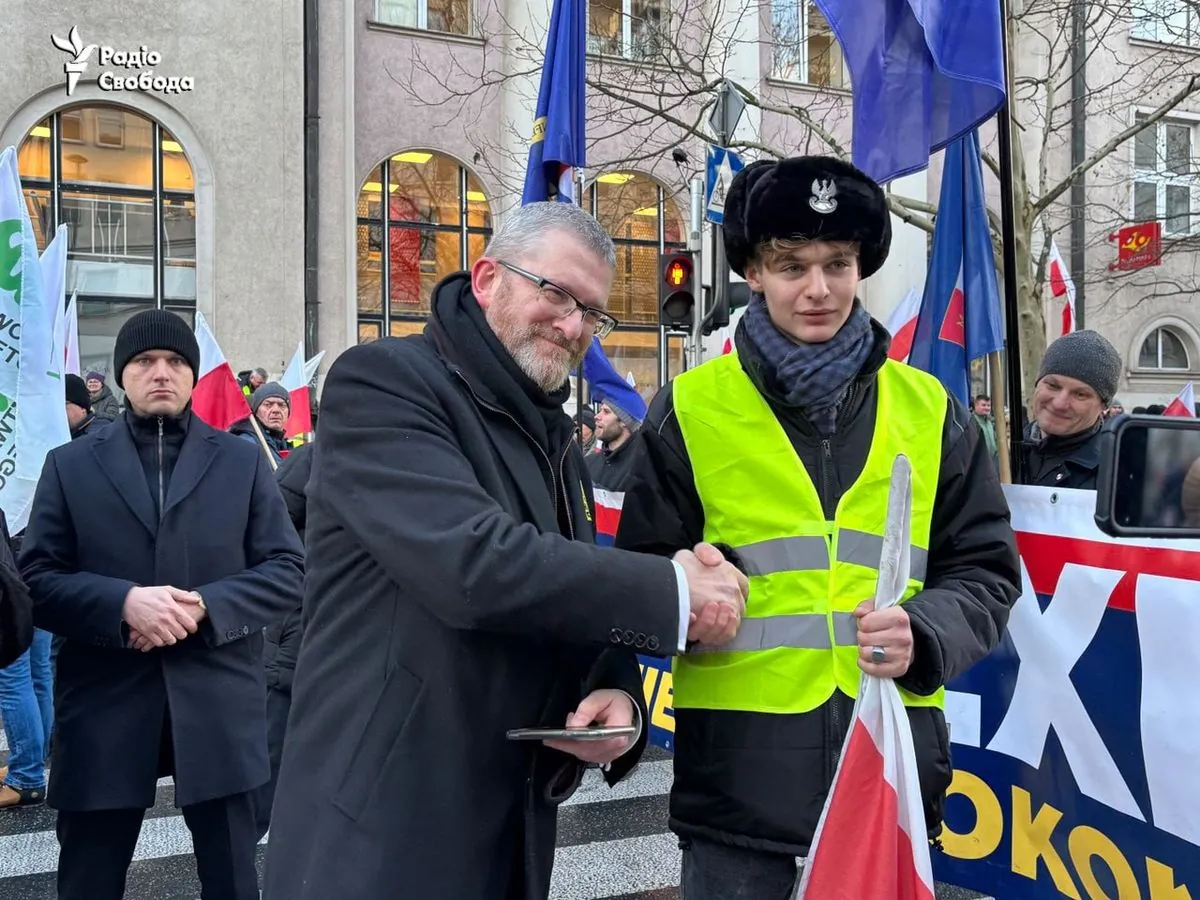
[741,295,875,436]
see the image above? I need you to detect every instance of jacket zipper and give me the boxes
[156,416,165,519]
[556,439,575,541]
[819,436,841,782]
[451,369,567,534]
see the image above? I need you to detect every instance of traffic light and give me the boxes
[701,280,754,335]
[659,251,696,329]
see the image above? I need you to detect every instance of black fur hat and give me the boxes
[723,156,892,279]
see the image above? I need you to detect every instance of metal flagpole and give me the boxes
[994,0,1025,484]
[575,171,586,438]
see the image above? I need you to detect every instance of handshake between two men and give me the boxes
[673,542,749,645]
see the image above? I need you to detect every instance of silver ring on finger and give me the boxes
[870,645,886,664]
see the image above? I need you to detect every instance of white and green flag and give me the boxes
[0,146,71,531]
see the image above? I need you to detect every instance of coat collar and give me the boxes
[90,412,220,536]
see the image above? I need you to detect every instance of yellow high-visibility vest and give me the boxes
[671,352,947,713]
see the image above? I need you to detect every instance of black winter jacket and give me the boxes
[1020,420,1103,489]
[263,442,313,693]
[615,317,1022,856]
[584,435,639,492]
[264,274,683,900]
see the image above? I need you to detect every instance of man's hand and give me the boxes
[122,586,198,649]
[675,542,747,645]
[543,689,638,766]
[853,600,914,678]
[169,588,207,626]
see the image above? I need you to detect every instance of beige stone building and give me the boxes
[0,0,1194,409]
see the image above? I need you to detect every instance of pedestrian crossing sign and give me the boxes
[705,145,744,226]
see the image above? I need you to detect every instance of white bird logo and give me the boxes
[809,178,838,215]
[51,27,96,97]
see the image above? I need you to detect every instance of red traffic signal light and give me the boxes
[659,252,696,328]
[664,256,692,288]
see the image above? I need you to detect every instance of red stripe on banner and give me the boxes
[1016,532,1200,612]
[802,721,936,900]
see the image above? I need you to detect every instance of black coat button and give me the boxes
[634,633,647,649]
[610,627,623,644]
[646,635,660,652]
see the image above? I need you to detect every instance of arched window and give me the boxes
[18,105,196,380]
[355,151,493,343]
[583,172,687,401]
[1138,326,1190,371]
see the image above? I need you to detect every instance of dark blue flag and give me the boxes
[521,0,587,204]
[907,129,1004,407]
[582,337,647,421]
[811,0,1006,185]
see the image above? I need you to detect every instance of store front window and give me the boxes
[355,150,493,342]
[18,105,197,381]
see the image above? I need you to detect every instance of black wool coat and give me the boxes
[19,414,304,810]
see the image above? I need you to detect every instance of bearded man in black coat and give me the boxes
[264,201,749,900]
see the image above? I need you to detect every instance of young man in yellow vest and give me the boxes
[615,156,1023,897]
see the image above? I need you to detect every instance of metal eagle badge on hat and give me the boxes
[809,178,838,214]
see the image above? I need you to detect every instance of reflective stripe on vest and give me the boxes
[671,353,947,715]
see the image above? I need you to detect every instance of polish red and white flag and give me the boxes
[1048,240,1076,337]
[1164,382,1196,418]
[794,455,936,900]
[280,342,325,438]
[885,288,923,363]
[192,311,251,431]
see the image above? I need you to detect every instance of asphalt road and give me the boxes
[0,740,989,899]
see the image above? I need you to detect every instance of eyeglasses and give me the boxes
[496,260,620,339]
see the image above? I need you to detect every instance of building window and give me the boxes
[771,0,845,88]
[582,171,686,403]
[588,0,666,62]
[1132,113,1198,236]
[18,105,197,381]
[376,0,470,34]
[1138,326,1190,370]
[1131,0,1200,47]
[355,150,492,341]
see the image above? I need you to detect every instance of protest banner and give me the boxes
[605,484,1200,897]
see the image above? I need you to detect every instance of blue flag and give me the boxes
[811,0,1006,185]
[521,0,587,204]
[582,338,647,421]
[907,129,1004,407]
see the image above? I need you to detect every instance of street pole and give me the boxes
[996,0,1025,483]
[689,175,705,367]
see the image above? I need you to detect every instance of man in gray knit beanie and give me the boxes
[1036,330,1122,407]
[1023,329,1122,489]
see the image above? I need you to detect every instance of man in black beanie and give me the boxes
[19,309,303,900]
[614,156,1022,895]
[1022,329,1122,489]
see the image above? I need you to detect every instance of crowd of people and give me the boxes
[0,150,1184,900]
